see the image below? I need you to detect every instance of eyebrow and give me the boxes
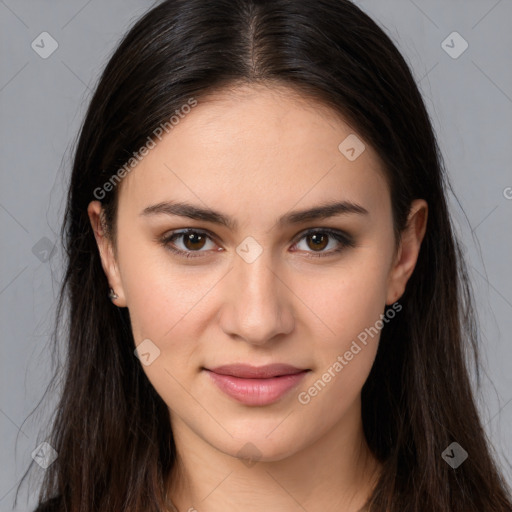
[140,199,369,230]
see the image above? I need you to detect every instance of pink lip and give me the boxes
[204,364,310,406]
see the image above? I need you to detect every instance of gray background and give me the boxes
[1,0,511,510]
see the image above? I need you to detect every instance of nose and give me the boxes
[217,250,295,346]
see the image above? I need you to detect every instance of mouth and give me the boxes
[203,363,311,406]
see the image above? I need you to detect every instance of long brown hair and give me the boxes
[17,0,512,510]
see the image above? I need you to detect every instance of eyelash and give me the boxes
[158,228,355,259]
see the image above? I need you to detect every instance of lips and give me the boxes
[208,363,307,379]
[204,363,310,406]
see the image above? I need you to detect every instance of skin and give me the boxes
[88,83,427,512]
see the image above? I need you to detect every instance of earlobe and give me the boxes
[385,199,428,305]
[87,201,127,307]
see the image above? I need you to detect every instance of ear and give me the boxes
[87,200,127,307]
[385,199,428,305]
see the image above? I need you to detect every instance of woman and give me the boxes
[21,0,512,510]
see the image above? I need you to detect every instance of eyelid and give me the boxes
[158,227,355,258]
[291,228,355,258]
[159,228,220,258]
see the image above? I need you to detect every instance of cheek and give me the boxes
[117,231,211,341]
[292,251,390,403]
[294,289,384,434]
[295,252,390,348]
[117,234,218,399]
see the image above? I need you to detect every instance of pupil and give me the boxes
[186,233,204,250]
[309,233,327,250]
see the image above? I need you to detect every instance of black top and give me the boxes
[34,497,61,512]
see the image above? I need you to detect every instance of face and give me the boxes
[89,84,426,463]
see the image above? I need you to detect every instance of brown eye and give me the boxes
[160,229,218,258]
[182,232,207,251]
[293,229,355,258]
[160,228,354,260]
[305,233,329,251]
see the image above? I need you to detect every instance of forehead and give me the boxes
[116,84,388,219]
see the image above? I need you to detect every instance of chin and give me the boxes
[206,420,311,464]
